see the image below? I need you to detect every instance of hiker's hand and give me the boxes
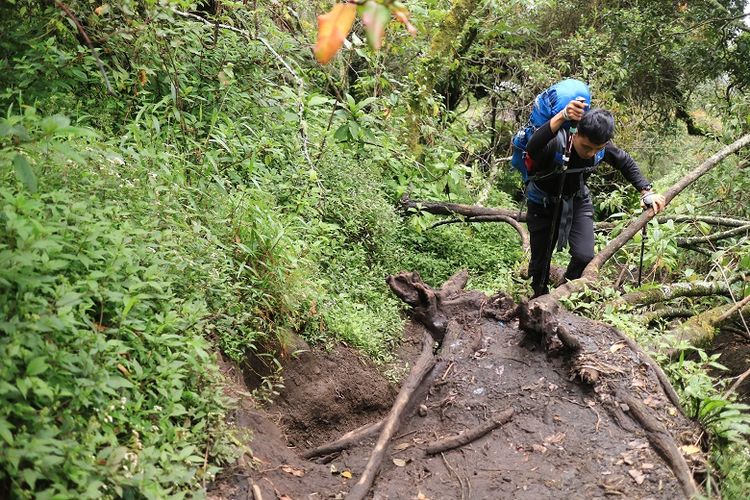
[560,98,587,122]
[640,190,666,215]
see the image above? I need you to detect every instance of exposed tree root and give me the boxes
[345,334,436,500]
[615,388,699,499]
[302,419,384,460]
[423,408,514,455]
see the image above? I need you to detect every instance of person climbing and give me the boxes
[524,98,666,298]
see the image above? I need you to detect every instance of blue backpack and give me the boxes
[511,79,605,183]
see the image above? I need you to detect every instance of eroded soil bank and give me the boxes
[209,282,704,499]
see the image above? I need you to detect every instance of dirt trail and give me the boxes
[209,277,705,499]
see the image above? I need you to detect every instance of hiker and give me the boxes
[525,98,666,297]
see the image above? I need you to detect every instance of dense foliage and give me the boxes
[1,0,749,497]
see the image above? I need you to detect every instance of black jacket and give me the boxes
[526,121,651,197]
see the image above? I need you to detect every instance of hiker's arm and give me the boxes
[527,99,587,156]
[605,144,666,214]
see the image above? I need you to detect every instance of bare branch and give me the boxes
[676,224,750,246]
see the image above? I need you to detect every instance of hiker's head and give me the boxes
[574,108,614,158]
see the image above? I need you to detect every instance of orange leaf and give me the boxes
[314,3,357,64]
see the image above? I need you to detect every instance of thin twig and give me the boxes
[441,452,466,500]
[55,1,113,94]
[723,366,750,399]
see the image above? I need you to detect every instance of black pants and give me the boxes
[527,195,595,297]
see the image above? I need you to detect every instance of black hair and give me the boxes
[578,108,615,144]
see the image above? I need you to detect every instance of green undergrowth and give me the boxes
[0,4,526,496]
[1,113,241,497]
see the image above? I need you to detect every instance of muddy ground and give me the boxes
[208,282,705,499]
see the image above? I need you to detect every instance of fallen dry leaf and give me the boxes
[392,458,407,467]
[628,468,645,485]
[341,470,352,479]
[680,445,701,455]
[544,432,566,445]
[281,464,305,477]
[531,444,548,454]
[641,463,655,470]
[394,442,411,451]
[610,342,626,353]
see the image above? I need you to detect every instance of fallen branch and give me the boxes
[399,194,526,222]
[668,295,750,347]
[676,224,750,246]
[660,214,750,228]
[643,307,695,325]
[430,214,530,252]
[346,334,437,500]
[724,365,750,399]
[423,408,514,455]
[611,280,735,308]
[615,388,700,499]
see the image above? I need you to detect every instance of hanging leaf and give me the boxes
[392,3,417,36]
[360,1,391,50]
[314,3,357,64]
[13,154,37,193]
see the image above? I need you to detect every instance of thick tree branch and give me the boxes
[668,296,750,346]
[429,214,530,252]
[399,194,526,221]
[643,307,695,325]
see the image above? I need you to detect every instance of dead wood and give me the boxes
[386,269,476,342]
[643,307,695,325]
[430,215,530,252]
[423,408,514,455]
[668,295,750,348]
[345,334,437,500]
[399,194,526,221]
[676,224,750,246]
[611,280,735,308]
[615,388,700,499]
[302,420,384,459]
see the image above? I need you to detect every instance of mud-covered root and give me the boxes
[302,419,385,460]
[423,407,515,455]
[345,334,436,500]
[386,269,471,342]
[615,388,699,499]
